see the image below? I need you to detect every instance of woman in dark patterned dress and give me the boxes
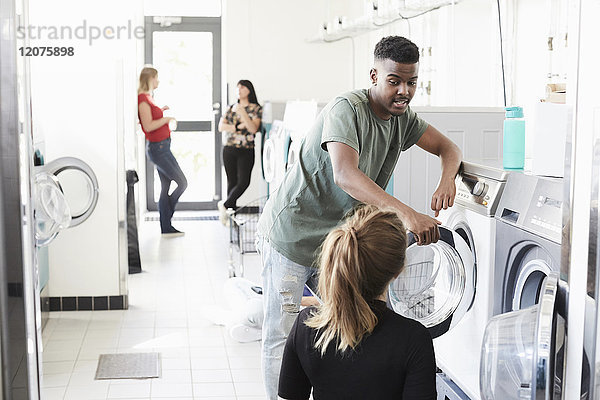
[217,80,262,224]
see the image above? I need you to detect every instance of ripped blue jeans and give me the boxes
[257,235,318,400]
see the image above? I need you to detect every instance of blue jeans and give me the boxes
[256,235,318,400]
[146,138,188,232]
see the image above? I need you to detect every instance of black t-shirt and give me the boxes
[278,300,437,400]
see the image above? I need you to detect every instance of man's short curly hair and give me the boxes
[374,36,419,64]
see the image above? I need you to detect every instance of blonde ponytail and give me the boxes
[305,204,407,356]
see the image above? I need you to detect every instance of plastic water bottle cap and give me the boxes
[505,106,524,118]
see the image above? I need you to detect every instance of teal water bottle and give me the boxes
[503,106,525,170]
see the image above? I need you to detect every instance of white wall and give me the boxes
[222,0,353,105]
[223,0,505,108]
[222,0,562,108]
[28,0,137,297]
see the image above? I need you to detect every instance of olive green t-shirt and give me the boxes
[257,89,428,268]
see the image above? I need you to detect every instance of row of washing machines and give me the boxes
[389,161,571,400]
[261,104,574,398]
[261,100,319,195]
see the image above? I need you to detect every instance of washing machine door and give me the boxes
[39,157,99,227]
[263,138,276,183]
[502,242,556,314]
[33,172,71,247]
[389,226,475,338]
[286,139,301,171]
[511,259,553,312]
[480,272,562,400]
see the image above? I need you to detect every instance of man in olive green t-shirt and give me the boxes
[257,36,462,400]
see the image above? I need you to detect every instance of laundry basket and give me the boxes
[228,196,267,278]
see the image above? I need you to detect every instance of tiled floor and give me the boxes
[41,214,266,400]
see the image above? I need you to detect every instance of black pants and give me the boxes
[223,146,255,209]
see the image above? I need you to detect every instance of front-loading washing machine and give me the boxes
[389,161,510,400]
[484,173,592,400]
[493,173,563,315]
[262,120,290,196]
[482,172,572,399]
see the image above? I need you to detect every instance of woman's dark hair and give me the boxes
[374,36,420,64]
[237,79,258,105]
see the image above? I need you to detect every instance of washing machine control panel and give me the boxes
[455,173,506,216]
[495,173,563,243]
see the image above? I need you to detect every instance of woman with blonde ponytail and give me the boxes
[138,66,187,235]
[278,205,436,400]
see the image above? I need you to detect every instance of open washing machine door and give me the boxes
[38,157,99,228]
[480,272,567,400]
[33,172,71,247]
[286,139,301,171]
[389,226,475,338]
[262,138,276,183]
[33,157,99,247]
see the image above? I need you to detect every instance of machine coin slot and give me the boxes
[501,208,520,223]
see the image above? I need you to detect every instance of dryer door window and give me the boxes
[262,139,276,183]
[388,226,475,338]
[40,157,99,227]
[34,172,71,247]
[480,273,565,399]
[512,259,552,311]
[502,242,556,314]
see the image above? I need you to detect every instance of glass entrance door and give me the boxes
[144,17,222,210]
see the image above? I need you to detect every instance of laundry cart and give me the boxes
[228,196,267,278]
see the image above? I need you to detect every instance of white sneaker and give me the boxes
[229,324,262,343]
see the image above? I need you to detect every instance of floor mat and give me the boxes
[95,352,161,380]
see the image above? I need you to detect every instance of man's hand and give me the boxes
[431,177,456,217]
[404,210,442,246]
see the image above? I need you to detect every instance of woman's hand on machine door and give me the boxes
[405,210,441,246]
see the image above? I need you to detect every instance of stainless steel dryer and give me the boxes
[484,172,592,400]
[493,173,563,315]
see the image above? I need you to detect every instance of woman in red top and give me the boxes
[138,66,187,235]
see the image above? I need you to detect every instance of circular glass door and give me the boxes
[480,273,560,400]
[389,226,475,338]
[512,259,552,311]
[40,157,99,227]
[262,139,276,183]
[34,172,71,247]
